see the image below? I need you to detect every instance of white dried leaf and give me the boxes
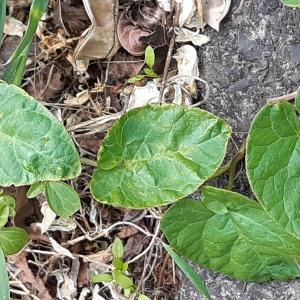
[173,45,199,85]
[127,81,160,110]
[157,0,172,11]
[56,273,77,300]
[175,27,210,46]
[65,90,90,106]
[92,285,106,300]
[203,0,231,31]
[38,202,57,234]
[49,237,74,259]
[176,0,196,27]
[4,16,26,37]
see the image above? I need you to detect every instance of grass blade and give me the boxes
[3,0,48,83]
[0,0,6,47]
[0,247,9,300]
[163,243,212,300]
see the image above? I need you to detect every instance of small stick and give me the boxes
[159,1,181,102]
[267,91,297,105]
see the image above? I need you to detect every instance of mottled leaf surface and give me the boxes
[0,227,28,255]
[91,104,231,208]
[0,82,81,186]
[161,187,300,282]
[247,102,300,238]
[281,0,300,7]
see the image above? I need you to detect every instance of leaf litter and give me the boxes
[0,0,231,298]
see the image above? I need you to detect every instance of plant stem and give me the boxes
[267,91,297,105]
[80,157,97,167]
[227,142,246,190]
[0,0,6,48]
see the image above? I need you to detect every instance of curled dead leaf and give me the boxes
[203,0,231,31]
[75,0,119,65]
[4,16,27,37]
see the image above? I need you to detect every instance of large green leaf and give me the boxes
[161,187,300,282]
[281,0,300,7]
[45,181,81,217]
[0,227,28,255]
[0,82,81,186]
[91,104,231,208]
[0,248,9,300]
[247,102,300,238]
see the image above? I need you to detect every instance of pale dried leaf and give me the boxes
[173,45,199,85]
[56,273,77,300]
[4,16,26,37]
[175,27,210,46]
[126,81,160,111]
[75,0,119,65]
[157,0,172,11]
[65,90,90,106]
[39,202,57,234]
[49,237,74,259]
[203,0,231,31]
[48,218,77,232]
[176,0,196,27]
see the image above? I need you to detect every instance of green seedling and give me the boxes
[128,46,159,83]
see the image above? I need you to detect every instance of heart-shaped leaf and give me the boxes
[91,104,231,208]
[0,82,81,186]
[0,227,28,256]
[45,181,81,217]
[161,186,300,282]
[247,102,300,238]
[281,0,300,7]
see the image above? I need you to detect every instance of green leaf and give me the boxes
[0,247,9,300]
[138,295,150,300]
[144,68,158,78]
[0,195,16,229]
[163,243,211,300]
[45,181,81,217]
[161,186,300,282]
[91,104,231,208]
[27,182,45,198]
[0,82,81,186]
[295,88,300,112]
[112,238,124,259]
[3,0,49,83]
[0,0,6,48]
[247,102,300,238]
[113,257,124,270]
[113,270,134,289]
[144,46,155,69]
[0,227,28,256]
[91,273,113,283]
[127,75,146,84]
[281,0,300,7]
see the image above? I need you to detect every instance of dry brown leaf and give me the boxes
[117,226,139,239]
[85,248,113,264]
[75,0,119,64]
[124,234,148,260]
[76,134,100,153]
[25,65,66,101]
[203,0,231,31]
[10,253,52,300]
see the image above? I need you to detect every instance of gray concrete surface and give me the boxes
[178,0,300,299]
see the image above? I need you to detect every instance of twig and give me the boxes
[159,1,181,102]
[127,220,160,264]
[267,91,297,105]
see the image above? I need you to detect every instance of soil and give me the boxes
[178,0,300,299]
